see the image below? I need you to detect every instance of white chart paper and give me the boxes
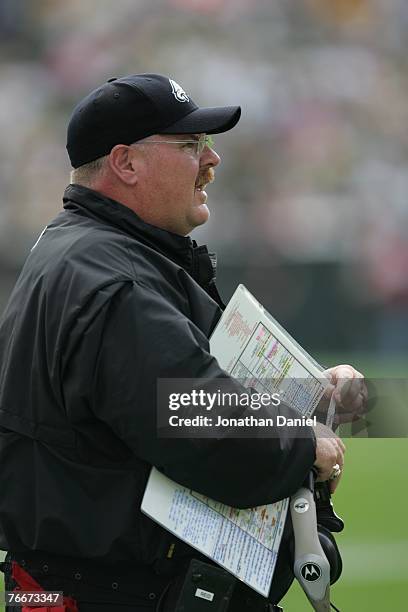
[211,285,328,416]
[142,467,288,596]
[141,284,330,596]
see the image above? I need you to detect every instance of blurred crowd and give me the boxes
[1,0,408,356]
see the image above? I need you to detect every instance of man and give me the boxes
[0,74,365,611]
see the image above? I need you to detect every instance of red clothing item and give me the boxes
[12,561,78,612]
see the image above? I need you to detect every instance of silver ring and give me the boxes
[329,463,342,480]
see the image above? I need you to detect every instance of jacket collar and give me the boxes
[63,184,221,299]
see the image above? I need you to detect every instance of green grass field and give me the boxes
[282,354,408,610]
[1,355,407,611]
[281,437,408,611]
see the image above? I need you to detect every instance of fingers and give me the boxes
[333,411,362,425]
[313,423,345,489]
[324,364,368,422]
[314,439,345,480]
[328,448,343,494]
[329,471,342,494]
[337,436,346,454]
[334,378,366,410]
[327,364,363,380]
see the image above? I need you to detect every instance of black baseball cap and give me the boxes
[66,73,241,168]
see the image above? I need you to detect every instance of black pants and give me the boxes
[2,552,283,611]
[2,552,167,611]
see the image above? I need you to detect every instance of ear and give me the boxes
[107,144,139,185]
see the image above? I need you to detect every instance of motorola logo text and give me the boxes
[300,563,322,582]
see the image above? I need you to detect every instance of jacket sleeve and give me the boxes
[63,280,316,508]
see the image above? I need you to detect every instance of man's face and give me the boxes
[131,133,221,236]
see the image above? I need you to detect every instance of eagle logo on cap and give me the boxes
[169,79,190,103]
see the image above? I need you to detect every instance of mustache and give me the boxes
[206,167,215,184]
[196,167,215,186]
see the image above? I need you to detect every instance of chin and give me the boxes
[190,205,210,229]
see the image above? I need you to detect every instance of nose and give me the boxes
[200,143,221,168]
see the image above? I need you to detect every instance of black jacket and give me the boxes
[0,185,315,575]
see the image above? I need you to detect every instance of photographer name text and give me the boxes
[168,414,317,428]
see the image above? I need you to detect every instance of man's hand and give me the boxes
[313,422,345,493]
[320,364,368,425]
